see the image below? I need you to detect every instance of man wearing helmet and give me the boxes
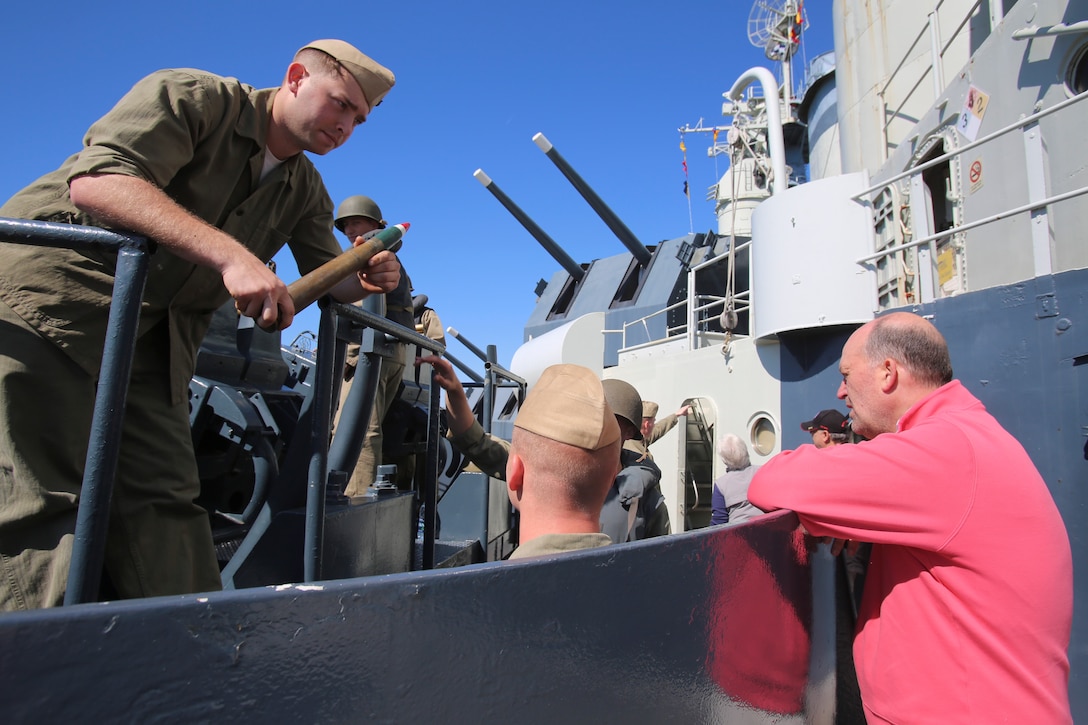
[331,195,416,496]
[598,379,671,544]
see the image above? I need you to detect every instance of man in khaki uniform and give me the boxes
[600,380,671,543]
[633,400,692,461]
[504,364,620,559]
[0,40,400,610]
[330,195,414,497]
[412,294,445,347]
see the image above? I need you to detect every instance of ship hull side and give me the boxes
[0,513,844,723]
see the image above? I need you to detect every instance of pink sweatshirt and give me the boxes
[748,381,1072,724]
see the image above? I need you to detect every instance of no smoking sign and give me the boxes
[968,158,983,193]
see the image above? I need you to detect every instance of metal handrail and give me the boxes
[620,299,684,348]
[618,292,751,351]
[619,241,756,350]
[2,215,507,589]
[484,360,527,388]
[856,91,1088,200]
[856,91,1088,269]
[330,300,448,358]
[856,184,1088,263]
[1012,20,1088,39]
[0,217,150,606]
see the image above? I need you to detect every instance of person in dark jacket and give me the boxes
[599,379,671,543]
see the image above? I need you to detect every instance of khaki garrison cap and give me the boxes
[515,365,620,451]
[642,401,659,418]
[299,39,395,110]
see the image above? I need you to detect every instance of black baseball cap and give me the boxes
[801,409,849,433]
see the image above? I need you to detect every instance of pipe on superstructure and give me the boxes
[532,133,653,266]
[727,68,788,195]
[473,169,584,282]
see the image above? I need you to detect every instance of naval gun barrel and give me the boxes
[473,169,584,282]
[532,133,652,266]
[447,326,489,364]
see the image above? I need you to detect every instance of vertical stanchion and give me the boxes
[66,242,149,605]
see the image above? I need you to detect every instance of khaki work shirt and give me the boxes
[449,418,510,480]
[508,532,612,560]
[0,69,344,403]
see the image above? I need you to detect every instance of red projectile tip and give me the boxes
[396,222,410,230]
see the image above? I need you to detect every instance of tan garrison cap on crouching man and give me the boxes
[299,39,396,110]
[514,364,620,451]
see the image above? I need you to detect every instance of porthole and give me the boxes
[749,414,778,457]
[1066,43,1088,96]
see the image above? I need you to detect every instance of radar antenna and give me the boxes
[747,0,805,62]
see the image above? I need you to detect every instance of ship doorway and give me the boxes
[678,397,716,530]
[919,142,954,234]
[911,139,961,300]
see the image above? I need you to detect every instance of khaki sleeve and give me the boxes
[647,414,679,446]
[68,70,226,189]
[448,418,510,480]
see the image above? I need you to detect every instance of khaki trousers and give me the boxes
[0,301,221,610]
[339,344,406,497]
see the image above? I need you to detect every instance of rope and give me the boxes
[720,141,743,358]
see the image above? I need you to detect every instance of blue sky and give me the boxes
[2,0,832,371]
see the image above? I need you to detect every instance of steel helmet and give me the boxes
[334,195,386,232]
[601,378,643,433]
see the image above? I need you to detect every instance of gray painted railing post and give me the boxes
[65,242,150,605]
[303,301,337,582]
[420,367,441,569]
